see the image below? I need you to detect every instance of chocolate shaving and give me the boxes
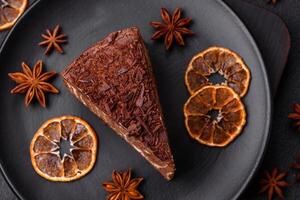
[136,84,145,107]
[137,115,152,136]
[117,67,128,75]
[99,82,111,92]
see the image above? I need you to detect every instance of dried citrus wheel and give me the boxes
[185,47,251,97]
[184,85,246,147]
[30,116,98,182]
[0,0,28,31]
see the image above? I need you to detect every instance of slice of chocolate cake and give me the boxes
[61,27,175,180]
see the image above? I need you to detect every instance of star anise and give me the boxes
[267,0,278,4]
[39,25,67,55]
[102,169,144,200]
[290,155,300,182]
[8,60,59,107]
[150,7,193,50]
[259,168,289,200]
[288,103,300,132]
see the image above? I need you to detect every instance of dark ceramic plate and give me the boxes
[0,0,271,199]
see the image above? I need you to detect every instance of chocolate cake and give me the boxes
[61,27,175,180]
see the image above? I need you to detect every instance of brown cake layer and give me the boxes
[61,27,175,180]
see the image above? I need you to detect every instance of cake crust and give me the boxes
[62,27,175,180]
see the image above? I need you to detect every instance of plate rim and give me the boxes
[217,1,272,199]
[0,0,272,199]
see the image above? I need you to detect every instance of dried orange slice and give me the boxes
[185,47,251,97]
[184,85,246,147]
[0,0,28,31]
[30,116,98,182]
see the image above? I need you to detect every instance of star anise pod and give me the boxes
[102,169,144,200]
[39,25,67,55]
[150,7,193,50]
[8,60,59,107]
[267,0,278,4]
[288,103,300,132]
[290,155,300,182]
[259,168,289,200]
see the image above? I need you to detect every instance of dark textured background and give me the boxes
[0,0,299,199]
